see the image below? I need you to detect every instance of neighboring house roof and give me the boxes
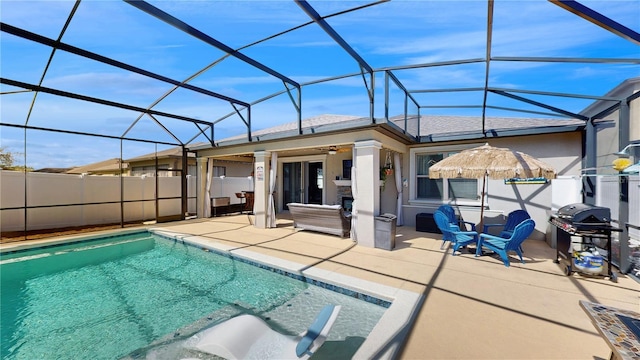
[66,158,126,174]
[67,148,198,175]
[33,167,74,173]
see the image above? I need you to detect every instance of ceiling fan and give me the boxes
[324,146,351,155]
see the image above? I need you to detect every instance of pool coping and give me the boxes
[151,228,424,359]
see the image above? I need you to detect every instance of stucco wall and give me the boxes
[401,131,583,242]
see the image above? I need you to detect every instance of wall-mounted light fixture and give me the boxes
[328,146,337,155]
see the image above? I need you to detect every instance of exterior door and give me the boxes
[282,161,323,209]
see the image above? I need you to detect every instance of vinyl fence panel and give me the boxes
[1,170,195,232]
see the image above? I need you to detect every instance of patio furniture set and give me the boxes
[434,205,535,267]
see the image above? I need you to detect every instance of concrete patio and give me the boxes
[3,214,638,359]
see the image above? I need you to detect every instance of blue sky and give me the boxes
[1,0,639,169]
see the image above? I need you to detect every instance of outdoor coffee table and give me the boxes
[579,300,640,360]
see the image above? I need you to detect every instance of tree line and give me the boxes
[0,147,33,171]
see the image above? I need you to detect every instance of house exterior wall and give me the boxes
[213,160,252,177]
[632,91,640,142]
[324,151,352,207]
[402,132,583,241]
[196,121,584,245]
[128,157,196,176]
[582,78,640,173]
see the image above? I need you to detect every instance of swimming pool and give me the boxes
[1,230,389,359]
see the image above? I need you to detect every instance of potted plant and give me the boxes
[380,166,390,190]
[380,151,394,190]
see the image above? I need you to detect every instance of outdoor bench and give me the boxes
[287,203,351,238]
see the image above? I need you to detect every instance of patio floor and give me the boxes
[3,214,639,359]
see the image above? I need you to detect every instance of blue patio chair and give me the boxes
[482,209,530,253]
[482,209,530,237]
[476,218,535,267]
[434,210,478,254]
[437,204,477,232]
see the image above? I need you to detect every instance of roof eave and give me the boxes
[418,124,585,143]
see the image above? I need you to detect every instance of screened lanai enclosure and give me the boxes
[1,0,638,238]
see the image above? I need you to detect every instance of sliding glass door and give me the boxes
[282,160,323,209]
[283,162,303,209]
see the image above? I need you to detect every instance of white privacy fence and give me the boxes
[1,171,197,232]
[595,176,620,223]
[593,174,640,273]
[208,176,254,203]
[595,175,640,239]
[630,176,640,241]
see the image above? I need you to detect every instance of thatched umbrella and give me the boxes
[429,143,556,227]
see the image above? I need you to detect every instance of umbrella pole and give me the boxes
[479,175,486,231]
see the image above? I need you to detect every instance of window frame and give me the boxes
[409,144,484,206]
[131,164,170,177]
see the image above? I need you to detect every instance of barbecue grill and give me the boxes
[549,203,621,282]
[550,203,612,234]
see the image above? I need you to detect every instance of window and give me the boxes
[131,164,169,177]
[448,178,478,200]
[410,146,480,204]
[342,159,352,179]
[416,153,443,199]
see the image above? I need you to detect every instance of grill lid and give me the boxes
[557,203,610,223]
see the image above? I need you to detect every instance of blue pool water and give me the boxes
[1,231,387,359]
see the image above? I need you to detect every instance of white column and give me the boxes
[253,151,271,229]
[354,140,381,248]
[196,157,208,218]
